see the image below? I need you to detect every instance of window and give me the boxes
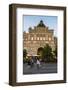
[49,37,51,41]
[37,37,39,40]
[31,37,33,40]
[34,36,36,40]
[43,37,45,40]
[25,38,27,40]
[46,35,48,40]
[28,35,30,40]
[40,37,42,40]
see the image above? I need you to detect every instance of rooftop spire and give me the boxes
[37,20,45,27]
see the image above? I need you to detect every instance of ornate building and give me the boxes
[23,20,56,56]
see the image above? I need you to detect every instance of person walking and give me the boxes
[30,56,34,68]
[36,58,41,69]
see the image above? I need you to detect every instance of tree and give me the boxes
[23,49,27,58]
[53,46,57,62]
[42,44,53,62]
[23,49,27,63]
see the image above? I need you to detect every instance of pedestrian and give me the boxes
[27,57,30,65]
[30,56,34,68]
[36,58,41,69]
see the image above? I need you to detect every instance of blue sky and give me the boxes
[23,15,57,36]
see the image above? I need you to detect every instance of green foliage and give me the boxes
[23,49,27,58]
[23,49,28,63]
[53,47,57,57]
[42,44,53,62]
[53,46,57,62]
[37,44,57,62]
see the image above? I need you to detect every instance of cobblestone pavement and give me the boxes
[23,62,57,75]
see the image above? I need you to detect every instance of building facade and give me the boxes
[23,20,56,56]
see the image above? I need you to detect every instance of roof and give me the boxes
[37,20,46,27]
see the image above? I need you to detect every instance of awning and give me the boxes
[27,54,40,56]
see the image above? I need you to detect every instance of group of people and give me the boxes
[27,56,41,69]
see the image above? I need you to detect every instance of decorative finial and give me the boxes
[37,20,45,27]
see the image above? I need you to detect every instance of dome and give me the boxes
[37,20,46,27]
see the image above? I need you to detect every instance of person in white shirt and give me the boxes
[36,58,41,69]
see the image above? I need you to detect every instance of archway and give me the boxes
[37,47,44,57]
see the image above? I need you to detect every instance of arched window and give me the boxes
[37,37,39,40]
[49,37,51,41]
[40,37,42,40]
[43,37,45,40]
[31,37,33,40]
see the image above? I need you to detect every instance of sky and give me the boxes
[23,15,57,37]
